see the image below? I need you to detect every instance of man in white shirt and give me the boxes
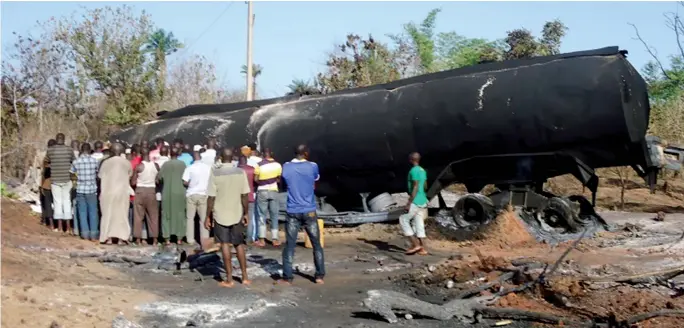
[155,146,170,202]
[182,151,212,245]
[200,136,218,166]
[91,141,105,161]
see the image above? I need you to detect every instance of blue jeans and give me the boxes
[76,193,99,239]
[282,212,325,281]
[257,190,281,240]
[246,202,257,242]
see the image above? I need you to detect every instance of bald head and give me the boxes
[220,147,233,163]
[295,144,309,159]
[409,152,421,165]
[111,143,124,156]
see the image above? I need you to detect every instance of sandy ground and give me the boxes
[1,199,157,328]
[2,175,684,328]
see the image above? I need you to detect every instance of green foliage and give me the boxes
[313,8,568,95]
[286,79,321,96]
[240,63,263,98]
[54,5,156,126]
[145,28,184,100]
[1,183,18,199]
[316,34,403,93]
[504,19,567,60]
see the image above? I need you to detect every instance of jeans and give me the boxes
[246,202,257,242]
[51,181,73,220]
[76,193,99,239]
[399,203,428,238]
[282,212,325,281]
[257,190,280,240]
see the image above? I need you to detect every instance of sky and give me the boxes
[1,1,681,99]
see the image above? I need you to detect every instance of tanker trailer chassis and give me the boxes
[425,148,664,235]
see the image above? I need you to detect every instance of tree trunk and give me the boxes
[156,50,166,101]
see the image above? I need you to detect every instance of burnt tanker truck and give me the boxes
[111,46,672,234]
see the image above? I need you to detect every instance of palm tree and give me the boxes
[240,63,263,99]
[286,79,321,96]
[144,29,184,100]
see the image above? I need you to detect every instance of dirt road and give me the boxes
[2,198,684,328]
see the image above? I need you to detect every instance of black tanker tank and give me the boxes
[112,46,661,232]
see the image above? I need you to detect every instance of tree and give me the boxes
[630,3,684,145]
[398,8,441,74]
[164,55,220,109]
[504,19,567,60]
[144,28,184,100]
[316,34,403,93]
[1,28,69,148]
[286,79,321,96]
[53,5,156,126]
[241,63,263,99]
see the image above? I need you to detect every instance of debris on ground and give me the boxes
[473,207,536,249]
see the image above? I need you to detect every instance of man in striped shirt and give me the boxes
[254,148,283,247]
[44,133,76,234]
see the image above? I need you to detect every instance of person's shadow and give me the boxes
[357,238,405,253]
[247,254,316,282]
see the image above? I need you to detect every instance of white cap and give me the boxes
[193,145,202,152]
[125,148,131,154]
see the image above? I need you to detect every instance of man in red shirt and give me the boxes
[237,155,257,244]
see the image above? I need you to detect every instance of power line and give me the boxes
[170,2,234,64]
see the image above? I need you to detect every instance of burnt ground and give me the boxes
[2,196,684,328]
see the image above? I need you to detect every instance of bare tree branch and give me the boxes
[629,23,672,80]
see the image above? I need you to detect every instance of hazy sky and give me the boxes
[1,1,679,98]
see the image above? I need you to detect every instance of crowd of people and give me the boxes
[40,132,430,286]
[40,133,328,286]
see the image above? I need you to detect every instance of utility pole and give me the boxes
[245,1,254,101]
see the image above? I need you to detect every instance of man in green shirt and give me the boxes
[400,152,429,255]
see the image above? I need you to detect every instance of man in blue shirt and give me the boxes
[278,144,325,285]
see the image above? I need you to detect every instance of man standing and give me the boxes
[279,145,325,285]
[204,148,251,287]
[99,143,132,245]
[150,138,164,163]
[158,148,188,245]
[91,141,105,161]
[247,145,262,168]
[183,151,211,246]
[155,145,170,208]
[399,152,429,256]
[44,133,76,234]
[70,139,81,236]
[177,141,194,167]
[131,147,160,245]
[201,136,218,166]
[128,145,147,240]
[255,148,283,247]
[70,143,100,241]
[41,139,57,229]
[237,155,257,244]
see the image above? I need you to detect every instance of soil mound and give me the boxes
[474,207,536,248]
